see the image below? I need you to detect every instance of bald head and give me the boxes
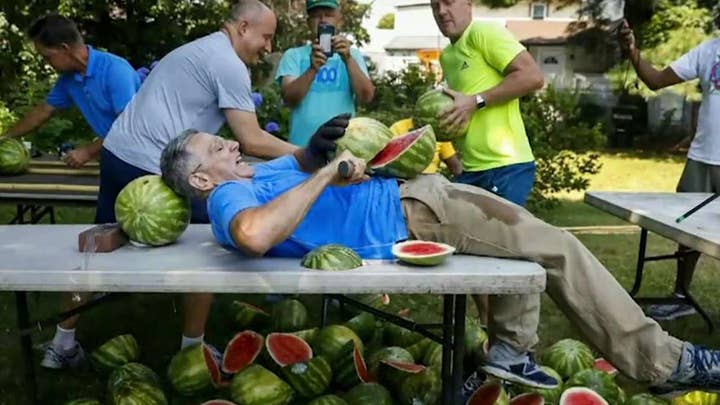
[229,0,272,22]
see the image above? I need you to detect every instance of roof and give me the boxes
[506,20,580,45]
[384,35,450,51]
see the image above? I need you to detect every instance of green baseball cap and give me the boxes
[307,0,339,11]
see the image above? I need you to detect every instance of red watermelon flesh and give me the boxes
[266,332,313,367]
[201,401,237,405]
[354,343,373,383]
[399,242,448,255]
[511,393,545,405]
[222,331,264,374]
[369,128,424,168]
[559,387,609,405]
[380,360,426,373]
[467,382,504,405]
[593,358,618,376]
[203,345,227,388]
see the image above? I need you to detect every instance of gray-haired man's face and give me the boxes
[186,133,255,193]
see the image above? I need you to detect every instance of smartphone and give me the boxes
[318,23,335,57]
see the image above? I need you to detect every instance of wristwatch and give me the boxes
[475,94,487,110]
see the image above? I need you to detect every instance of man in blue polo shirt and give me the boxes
[275,0,375,146]
[0,14,140,370]
[1,14,140,170]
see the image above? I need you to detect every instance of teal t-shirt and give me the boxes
[275,45,369,146]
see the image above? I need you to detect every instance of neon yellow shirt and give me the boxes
[389,118,457,174]
[440,21,534,172]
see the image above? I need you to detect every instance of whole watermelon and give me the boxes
[542,338,595,379]
[343,383,394,405]
[625,394,668,405]
[271,298,308,332]
[367,346,414,377]
[313,325,364,363]
[398,366,441,405]
[115,175,190,246]
[281,356,333,398]
[308,395,348,405]
[90,334,140,373]
[62,400,101,405]
[301,244,363,271]
[0,138,30,175]
[566,369,623,405]
[413,89,470,141]
[111,380,168,405]
[107,362,161,393]
[230,364,294,405]
[335,117,393,161]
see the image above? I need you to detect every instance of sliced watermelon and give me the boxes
[467,381,510,405]
[380,359,426,373]
[354,343,372,383]
[204,344,228,388]
[593,358,618,376]
[222,331,264,374]
[392,240,456,266]
[266,332,313,367]
[200,401,237,405]
[510,393,545,405]
[559,387,609,405]
[369,127,424,167]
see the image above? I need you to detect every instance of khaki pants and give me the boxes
[399,175,683,384]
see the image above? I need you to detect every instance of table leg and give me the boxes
[630,229,648,297]
[441,294,455,404]
[452,295,467,404]
[16,291,38,404]
[320,295,329,327]
[678,265,714,333]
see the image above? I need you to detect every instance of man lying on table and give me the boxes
[159,114,720,399]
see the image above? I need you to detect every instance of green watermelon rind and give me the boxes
[111,379,168,405]
[308,394,349,405]
[271,298,309,332]
[167,343,212,396]
[624,393,669,405]
[281,356,333,399]
[230,364,294,405]
[343,383,394,405]
[0,138,30,175]
[301,244,363,271]
[542,338,595,380]
[335,117,394,161]
[372,125,437,179]
[114,175,190,246]
[413,89,470,141]
[398,367,442,405]
[231,300,270,329]
[90,334,140,373]
[344,312,376,342]
[107,362,161,393]
[312,325,364,364]
[62,399,102,405]
[565,369,622,405]
[391,240,456,266]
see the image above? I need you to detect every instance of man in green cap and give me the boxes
[275,0,375,146]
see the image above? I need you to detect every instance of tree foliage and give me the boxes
[377,12,394,30]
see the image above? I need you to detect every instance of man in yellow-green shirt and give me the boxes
[430,0,553,399]
[432,0,544,207]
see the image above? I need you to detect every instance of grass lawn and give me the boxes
[2,150,720,404]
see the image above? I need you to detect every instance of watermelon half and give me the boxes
[370,125,436,179]
[266,332,313,367]
[222,330,264,374]
[559,387,609,405]
[467,381,510,405]
[392,240,456,266]
[593,358,618,376]
[511,393,546,405]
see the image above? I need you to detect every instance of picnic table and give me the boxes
[585,191,720,332]
[0,224,546,404]
[0,158,99,224]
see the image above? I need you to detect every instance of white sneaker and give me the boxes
[40,343,85,369]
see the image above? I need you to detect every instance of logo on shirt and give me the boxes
[315,66,338,84]
[711,53,720,93]
[461,61,470,70]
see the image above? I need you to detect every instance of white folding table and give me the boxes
[0,224,546,404]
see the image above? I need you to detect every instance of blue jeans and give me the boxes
[455,161,536,207]
[95,147,209,224]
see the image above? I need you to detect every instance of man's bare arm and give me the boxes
[1,103,55,138]
[224,109,298,159]
[481,51,544,107]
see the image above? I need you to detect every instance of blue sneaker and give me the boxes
[461,370,488,403]
[651,344,720,396]
[481,353,559,389]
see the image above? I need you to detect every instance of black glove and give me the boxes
[305,113,351,165]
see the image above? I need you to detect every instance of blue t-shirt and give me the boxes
[275,45,369,147]
[208,156,408,259]
[46,46,141,138]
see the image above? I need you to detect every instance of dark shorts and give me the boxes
[455,161,536,207]
[95,147,209,224]
[676,158,720,193]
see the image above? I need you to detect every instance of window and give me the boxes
[531,3,547,20]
